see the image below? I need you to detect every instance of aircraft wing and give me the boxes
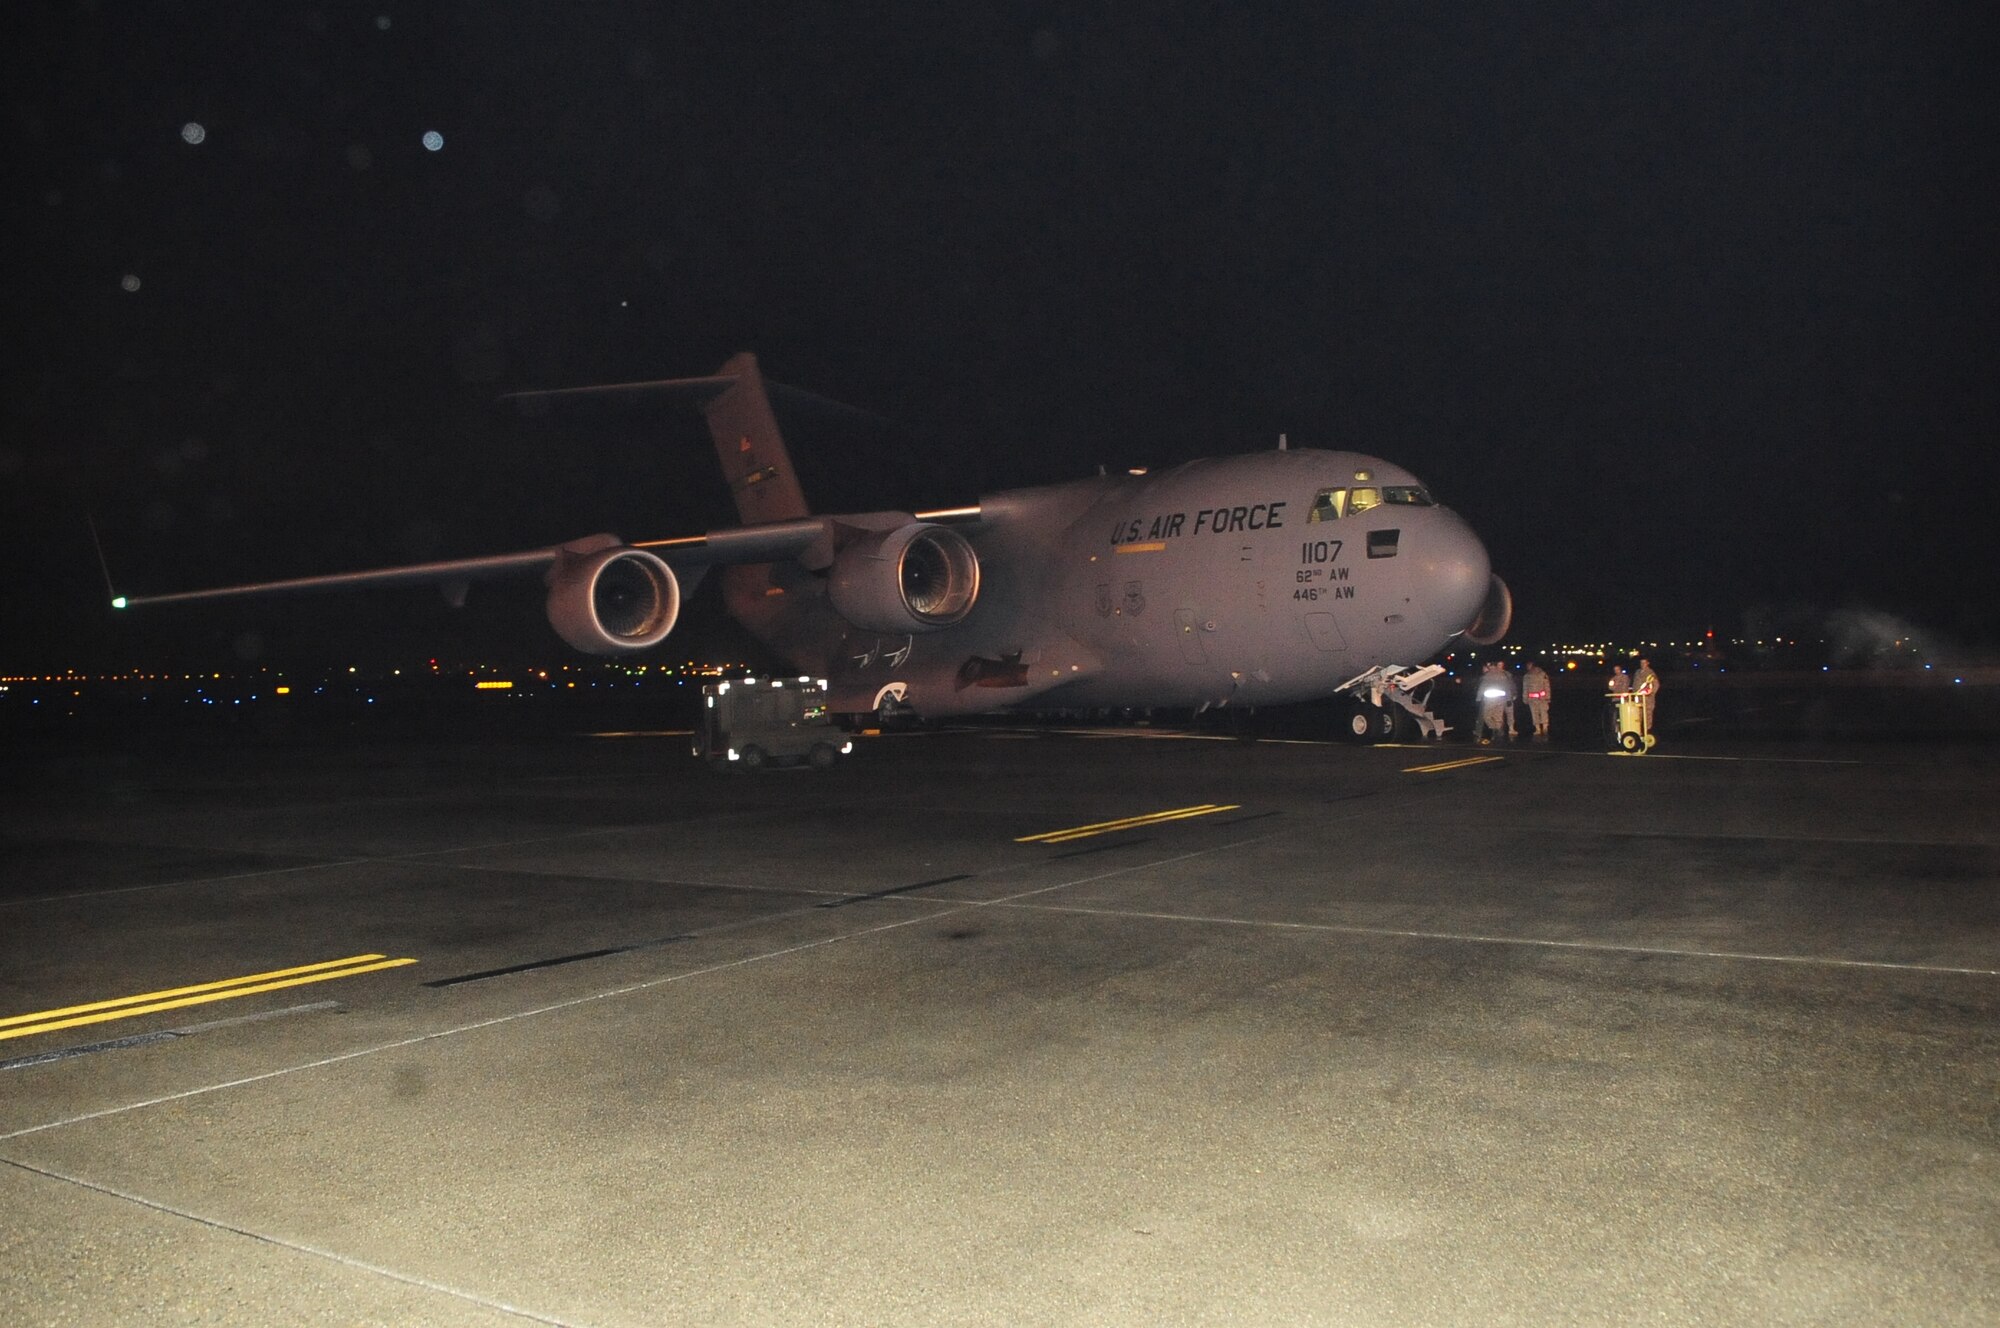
[111,506,995,610]
[110,519,838,610]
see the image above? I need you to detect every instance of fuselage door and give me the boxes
[1304,611,1346,653]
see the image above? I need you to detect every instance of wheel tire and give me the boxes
[808,743,837,771]
[1619,731,1644,754]
[740,745,768,771]
[1344,699,1395,744]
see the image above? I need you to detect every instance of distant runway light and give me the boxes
[181,122,206,145]
[120,274,141,292]
[422,130,444,151]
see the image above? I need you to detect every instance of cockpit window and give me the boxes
[1308,484,1433,521]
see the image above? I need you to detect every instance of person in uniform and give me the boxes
[1522,660,1553,741]
[1632,658,1660,732]
[1604,665,1630,748]
[1477,661,1516,745]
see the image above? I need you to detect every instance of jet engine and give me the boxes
[1462,574,1513,645]
[545,546,680,654]
[827,522,981,633]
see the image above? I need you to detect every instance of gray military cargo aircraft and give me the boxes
[116,353,1511,738]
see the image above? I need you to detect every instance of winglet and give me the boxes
[86,512,126,609]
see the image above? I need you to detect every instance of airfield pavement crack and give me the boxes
[0,1155,585,1326]
[0,829,1285,1144]
[977,900,2000,978]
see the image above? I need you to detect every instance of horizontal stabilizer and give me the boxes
[507,352,810,526]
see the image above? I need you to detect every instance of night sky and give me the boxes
[7,3,1997,670]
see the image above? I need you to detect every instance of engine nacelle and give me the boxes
[827,522,980,633]
[1462,574,1513,645]
[545,546,680,654]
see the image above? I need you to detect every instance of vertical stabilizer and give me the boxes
[703,353,811,524]
[502,352,812,525]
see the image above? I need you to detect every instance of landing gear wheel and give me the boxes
[808,743,838,771]
[1344,699,1397,744]
[740,745,768,770]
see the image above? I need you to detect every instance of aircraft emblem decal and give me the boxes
[850,635,914,669]
[1095,582,1146,617]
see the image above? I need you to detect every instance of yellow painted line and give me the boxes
[1040,805,1244,843]
[1113,541,1167,554]
[0,954,400,1028]
[0,956,417,1043]
[1017,804,1224,843]
[1403,754,1506,774]
[1018,803,1241,844]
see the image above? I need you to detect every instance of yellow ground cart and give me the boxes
[1608,690,1656,754]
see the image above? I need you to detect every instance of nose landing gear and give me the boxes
[1336,664,1450,743]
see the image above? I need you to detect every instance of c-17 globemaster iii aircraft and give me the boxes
[116,353,1512,739]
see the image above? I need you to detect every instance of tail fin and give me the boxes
[700,353,810,524]
[502,352,810,524]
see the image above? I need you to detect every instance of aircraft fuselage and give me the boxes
[727,448,1493,718]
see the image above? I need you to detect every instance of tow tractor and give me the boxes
[694,676,853,771]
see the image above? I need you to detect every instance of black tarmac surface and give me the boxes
[3,708,1997,1325]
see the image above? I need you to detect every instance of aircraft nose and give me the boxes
[1423,512,1492,637]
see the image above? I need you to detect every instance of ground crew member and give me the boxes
[1477,661,1516,745]
[1468,663,1493,742]
[1604,665,1630,748]
[1632,658,1660,731]
[1523,660,1552,740]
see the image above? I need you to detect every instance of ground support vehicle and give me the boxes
[694,677,852,770]
[1608,691,1656,754]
